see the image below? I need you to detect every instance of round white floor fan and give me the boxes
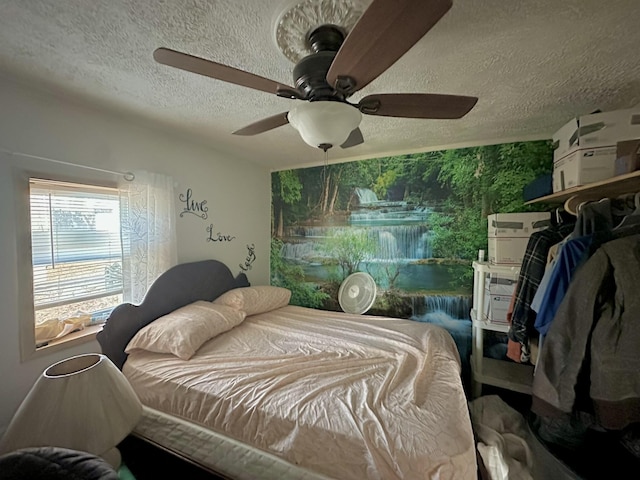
[338,272,377,314]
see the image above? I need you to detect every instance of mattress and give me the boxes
[134,406,331,480]
[123,305,476,479]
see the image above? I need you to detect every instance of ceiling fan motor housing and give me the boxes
[293,24,349,101]
[306,24,345,53]
[293,51,340,101]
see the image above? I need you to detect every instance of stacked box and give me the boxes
[552,108,640,192]
[487,212,550,265]
[483,271,518,324]
[552,147,617,192]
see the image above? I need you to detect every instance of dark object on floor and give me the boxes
[118,435,225,480]
[528,412,640,479]
[0,447,117,480]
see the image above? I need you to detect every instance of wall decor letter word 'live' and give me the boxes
[239,244,256,272]
[179,188,208,219]
[206,224,236,243]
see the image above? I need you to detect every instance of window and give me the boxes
[17,170,175,359]
[29,178,123,334]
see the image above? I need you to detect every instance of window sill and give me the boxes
[35,324,104,355]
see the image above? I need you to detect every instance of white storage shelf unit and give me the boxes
[471,261,534,398]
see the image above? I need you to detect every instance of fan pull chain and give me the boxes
[320,149,327,193]
[321,148,329,189]
[320,152,327,192]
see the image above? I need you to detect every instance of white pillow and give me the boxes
[213,286,291,316]
[125,301,246,360]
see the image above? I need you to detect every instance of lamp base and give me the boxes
[101,447,122,469]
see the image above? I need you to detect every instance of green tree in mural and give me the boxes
[272,170,303,237]
[424,141,553,260]
[321,229,376,279]
[270,238,328,308]
[362,152,447,203]
[290,161,381,222]
[373,169,397,200]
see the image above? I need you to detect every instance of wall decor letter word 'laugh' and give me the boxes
[239,244,256,272]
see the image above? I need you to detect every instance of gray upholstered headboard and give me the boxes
[96,259,249,369]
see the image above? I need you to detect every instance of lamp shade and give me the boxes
[0,353,142,468]
[288,101,362,150]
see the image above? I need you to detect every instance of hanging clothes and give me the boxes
[506,221,574,363]
[532,234,593,336]
[571,198,615,238]
[532,234,640,431]
[532,200,640,336]
[531,199,615,315]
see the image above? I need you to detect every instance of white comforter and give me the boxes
[123,305,476,480]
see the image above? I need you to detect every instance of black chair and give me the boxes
[0,447,118,480]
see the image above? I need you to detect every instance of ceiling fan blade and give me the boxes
[341,128,364,148]
[327,0,452,94]
[232,112,290,136]
[358,93,478,119]
[154,47,295,95]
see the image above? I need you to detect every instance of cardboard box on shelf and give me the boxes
[483,271,518,324]
[488,237,527,265]
[487,212,550,265]
[553,108,640,162]
[552,146,617,192]
[553,117,582,162]
[488,212,551,238]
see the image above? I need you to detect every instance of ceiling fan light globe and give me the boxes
[288,101,362,150]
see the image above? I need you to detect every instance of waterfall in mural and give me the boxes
[278,186,466,293]
[281,187,434,263]
[351,188,432,224]
[410,294,473,376]
[411,295,472,320]
[354,187,379,204]
[281,225,432,262]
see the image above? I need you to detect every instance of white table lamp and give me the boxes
[0,353,142,468]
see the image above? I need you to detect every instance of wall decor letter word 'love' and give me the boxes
[206,224,236,243]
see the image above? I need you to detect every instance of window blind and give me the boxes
[29,178,123,317]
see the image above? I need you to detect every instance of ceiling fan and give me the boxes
[153,0,478,151]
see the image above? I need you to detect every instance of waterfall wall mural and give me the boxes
[270,141,553,375]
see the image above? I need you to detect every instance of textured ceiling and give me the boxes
[1,0,639,171]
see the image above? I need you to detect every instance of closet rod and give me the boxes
[0,147,135,181]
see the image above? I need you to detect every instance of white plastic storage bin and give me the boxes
[483,270,518,324]
[471,261,534,398]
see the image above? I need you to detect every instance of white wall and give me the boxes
[0,75,272,435]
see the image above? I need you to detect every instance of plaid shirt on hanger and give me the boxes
[507,222,575,363]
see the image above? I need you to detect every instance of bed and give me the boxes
[97,260,477,480]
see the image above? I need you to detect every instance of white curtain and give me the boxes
[119,171,178,304]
